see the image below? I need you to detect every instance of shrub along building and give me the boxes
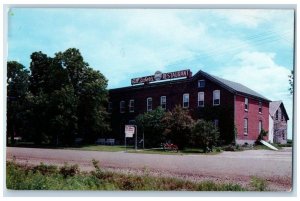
[108,69,271,145]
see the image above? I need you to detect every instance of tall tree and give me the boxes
[288,70,294,95]
[162,105,194,150]
[7,61,30,145]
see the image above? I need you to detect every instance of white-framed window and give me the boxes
[198,92,204,107]
[147,97,152,111]
[160,96,166,110]
[259,120,262,134]
[129,99,134,113]
[259,101,262,113]
[183,93,189,108]
[245,98,249,111]
[244,118,248,135]
[108,102,112,113]
[198,80,205,88]
[120,101,125,113]
[213,90,220,106]
[214,119,219,128]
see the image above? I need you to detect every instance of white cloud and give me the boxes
[214,51,293,138]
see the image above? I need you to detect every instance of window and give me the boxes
[259,101,262,113]
[160,96,166,110]
[259,120,262,134]
[129,99,134,113]
[120,101,125,113]
[198,92,204,107]
[183,93,189,108]
[214,119,219,128]
[147,97,152,111]
[108,102,112,113]
[282,130,285,140]
[281,112,284,121]
[244,118,248,135]
[213,90,220,106]
[245,98,249,111]
[198,80,205,88]
[276,110,279,120]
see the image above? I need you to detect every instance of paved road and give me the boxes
[6,147,292,179]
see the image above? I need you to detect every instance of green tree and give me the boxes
[288,70,294,95]
[7,61,30,145]
[191,120,219,153]
[136,107,166,147]
[162,105,194,150]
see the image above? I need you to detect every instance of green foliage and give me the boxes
[256,129,269,144]
[6,161,247,191]
[162,105,194,150]
[59,163,80,178]
[288,70,293,95]
[191,119,219,153]
[7,61,30,145]
[250,176,268,191]
[135,107,166,147]
[7,48,110,146]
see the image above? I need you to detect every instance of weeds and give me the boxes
[250,176,268,191]
[6,160,257,191]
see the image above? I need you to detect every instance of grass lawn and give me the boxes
[127,147,221,155]
[67,145,134,152]
[6,160,267,191]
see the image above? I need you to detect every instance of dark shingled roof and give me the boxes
[196,70,271,101]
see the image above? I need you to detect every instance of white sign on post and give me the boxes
[125,125,135,138]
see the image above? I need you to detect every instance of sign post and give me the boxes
[125,125,135,152]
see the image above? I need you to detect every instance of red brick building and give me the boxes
[108,70,270,145]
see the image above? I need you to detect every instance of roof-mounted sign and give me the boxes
[131,69,192,85]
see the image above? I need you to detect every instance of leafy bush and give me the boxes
[32,162,58,175]
[59,163,79,178]
[250,176,268,191]
[191,119,219,153]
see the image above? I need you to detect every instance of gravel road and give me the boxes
[6,147,293,191]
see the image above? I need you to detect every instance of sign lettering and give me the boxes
[131,69,191,85]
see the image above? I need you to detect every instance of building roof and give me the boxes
[269,101,289,120]
[110,69,271,101]
[194,70,271,101]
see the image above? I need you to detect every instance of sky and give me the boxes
[7,8,295,139]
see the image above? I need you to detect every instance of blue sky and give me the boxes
[7,8,294,138]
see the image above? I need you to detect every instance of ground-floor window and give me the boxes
[183,93,189,108]
[244,118,248,135]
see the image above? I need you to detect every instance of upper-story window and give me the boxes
[129,99,134,113]
[198,92,204,107]
[213,90,220,106]
[120,101,125,113]
[160,96,166,110]
[147,97,152,112]
[108,102,112,113]
[259,101,262,113]
[281,111,284,121]
[244,118,248,135]
[198,80,205,88]
[183,93,189,108]
[245,98,249,111]
[276,110,279,120]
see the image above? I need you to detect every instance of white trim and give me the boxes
[245,97,249,111]
[198,80,205,88]
[213,90,220,106]
[160,96,166,110]
[198,92,204,107]
[129,99,134,113]
[147,97,152,111]
[183,93,189,108]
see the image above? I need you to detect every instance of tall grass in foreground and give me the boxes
[6,160,265,191]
